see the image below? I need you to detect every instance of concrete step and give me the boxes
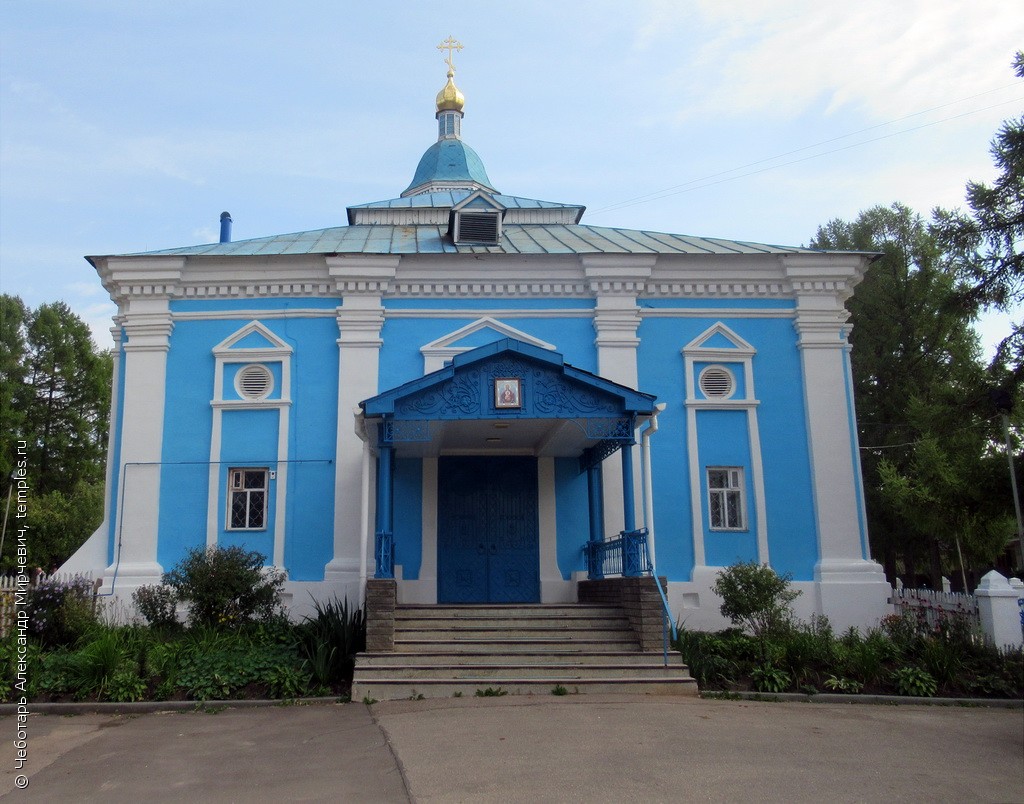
[393,637,640,653]
[351,677,699,701]
[395,616,631,630]
[358,651,683,667]
[394,626,635,640]
[355,602,695,701]
[354,663,689,681]
[394,604,625,620]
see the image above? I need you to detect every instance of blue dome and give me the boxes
[403,139,496,195]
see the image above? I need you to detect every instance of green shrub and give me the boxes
[132,584,180,631]
[177,625,307,701]
[891,666,938,697]
[163,546,285,629]
[823,675,863,693]
[712,562,801,657]
[751,664,791,693]
[294,597,366,687]
[24,576,97,648]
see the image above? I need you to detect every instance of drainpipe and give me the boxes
[354,411,371,602]
[640,403,666,571]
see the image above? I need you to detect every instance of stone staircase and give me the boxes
[351,603,698,701]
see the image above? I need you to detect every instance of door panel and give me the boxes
[438,456,540,604]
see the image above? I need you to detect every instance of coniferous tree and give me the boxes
[0,295,112,570]
[811,204,1014,587]
[933,51,1024,378]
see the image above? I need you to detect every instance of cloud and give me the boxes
[642,0,1022,123]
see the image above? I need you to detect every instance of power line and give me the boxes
[589,88,1024,217]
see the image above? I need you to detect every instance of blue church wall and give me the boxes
[214,408,279,564]
[151,311,339,579]
[281,317,339,580]
[752,326,818,580]
[378,313,597,392]
[695,408,758,567]
[636,312,819,581]
[156,319,218,570]
[554,457,589,580]
[843,345,870,561]
[393,458,423,580]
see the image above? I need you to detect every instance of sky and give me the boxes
[1,1,1021,352]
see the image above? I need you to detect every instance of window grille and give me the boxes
[699,366,734,399]
[708,467,745,530]
[235,364,273,401]
[456,212,500,244]
[228,468,268,530]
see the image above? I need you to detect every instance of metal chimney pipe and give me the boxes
[219,211,232,243]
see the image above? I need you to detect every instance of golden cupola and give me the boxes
[435,70,465,113]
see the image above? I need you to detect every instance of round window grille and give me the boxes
[235,364,273,401]
[699,366,735,399]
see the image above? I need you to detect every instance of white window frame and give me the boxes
[707,466,746,531]
[227,467,269,531]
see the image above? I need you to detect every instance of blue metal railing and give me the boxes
[584,528,649,579]
[584,527,677,664]
[374,530,394,579]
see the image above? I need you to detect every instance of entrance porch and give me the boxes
[357,338,662,606]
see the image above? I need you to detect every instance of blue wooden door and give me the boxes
[438,456,540,604]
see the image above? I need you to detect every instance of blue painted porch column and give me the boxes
[374,444,395,579]
[586,463,605,579]
[621,439,636,532]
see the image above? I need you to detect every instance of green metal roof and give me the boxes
[403,139,495,195]
[349,191,583,212]
[124,223,828,258]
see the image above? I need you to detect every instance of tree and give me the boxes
[811,204,1013,586]
[933,51,1024,375]
[0,295,30,483]
[23,301,111,494]
[0,295,113,570]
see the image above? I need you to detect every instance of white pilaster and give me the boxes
[324,256,398,583]
[582,255,654,535]
[786,257,890,630]
[102,296,176,593]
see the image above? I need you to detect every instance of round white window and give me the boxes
[235,364,274,401]
[698,366,735,399]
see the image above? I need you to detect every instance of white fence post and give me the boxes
[975,570,1024,650]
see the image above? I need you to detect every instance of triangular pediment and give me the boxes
[421,318,555,374]
[213,321,293,356]
[451,190,506,213]
[683,322,756,355]
[364,338,655,421]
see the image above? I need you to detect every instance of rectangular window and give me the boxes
[228,468,268,530]
[707,467,745,530]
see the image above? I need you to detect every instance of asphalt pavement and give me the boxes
[1,695,1021,803]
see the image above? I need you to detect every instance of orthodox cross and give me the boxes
[437,36,463,73]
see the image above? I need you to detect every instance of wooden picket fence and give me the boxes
[890,584,981,632]
[0,572,96,637]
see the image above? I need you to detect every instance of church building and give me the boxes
[66,43,891,636]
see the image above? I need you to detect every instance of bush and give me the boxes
[295,597,366,688]
[162,546,284,629]
[712,562,801,657]
[132,584,180,631]
[24,576,98,648]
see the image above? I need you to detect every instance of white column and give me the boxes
[102,298,174,593]
[582,255,654,535]
[324,257,397,583]
[786,257,890,631]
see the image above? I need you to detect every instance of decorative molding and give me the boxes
[644,281,787,297]
[391,281,590,297]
